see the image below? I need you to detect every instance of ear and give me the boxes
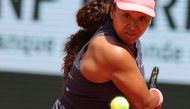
[110,5,114,19]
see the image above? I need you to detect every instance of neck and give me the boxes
[129,43,137,57]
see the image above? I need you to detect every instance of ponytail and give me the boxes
[63,0,113,79]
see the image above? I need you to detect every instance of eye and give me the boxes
[125,13,131,18]
[125,14,131,18]
[125,13,131,19]
[139,16,148,22]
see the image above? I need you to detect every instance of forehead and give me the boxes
[116,7,151,17]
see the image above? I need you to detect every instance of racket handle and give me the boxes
[149,66,159,89]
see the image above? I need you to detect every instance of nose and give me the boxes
[127,20,137,31]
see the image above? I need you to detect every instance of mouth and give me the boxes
[126,32,138,36]
[125,32,139,43]
[125,33,138,40]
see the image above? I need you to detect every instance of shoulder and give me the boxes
[88,35,135,71]
[80,35,136,82]
[91,36,133,58]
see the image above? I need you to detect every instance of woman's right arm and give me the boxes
[81,36,162,109]
[105,46,160,109]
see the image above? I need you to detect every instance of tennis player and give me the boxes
[53,0,163,109]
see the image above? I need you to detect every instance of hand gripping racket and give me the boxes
[148,66,159,89]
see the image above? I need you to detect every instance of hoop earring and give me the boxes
[149,20,152,25]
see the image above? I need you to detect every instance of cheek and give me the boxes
[140,24,150,33]
[112,14,126,28]
[113,19,127,32]
[114,23,127,37]
[113,20,123,32]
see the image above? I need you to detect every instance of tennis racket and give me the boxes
[148,66,159,89]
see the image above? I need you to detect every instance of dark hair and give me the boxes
[63,0,113,79]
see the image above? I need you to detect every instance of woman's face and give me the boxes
[111,5,152,45]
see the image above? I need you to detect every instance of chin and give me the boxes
[127,40,136,45]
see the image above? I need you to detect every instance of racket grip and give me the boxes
[149,67,159,89]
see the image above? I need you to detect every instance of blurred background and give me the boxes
[0,0,190,109]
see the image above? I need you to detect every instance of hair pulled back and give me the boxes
[63,0,113,79]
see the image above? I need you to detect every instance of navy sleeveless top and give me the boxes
[62,22,145,109]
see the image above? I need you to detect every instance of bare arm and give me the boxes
[107,46,159,109]
[81,36,159,109]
